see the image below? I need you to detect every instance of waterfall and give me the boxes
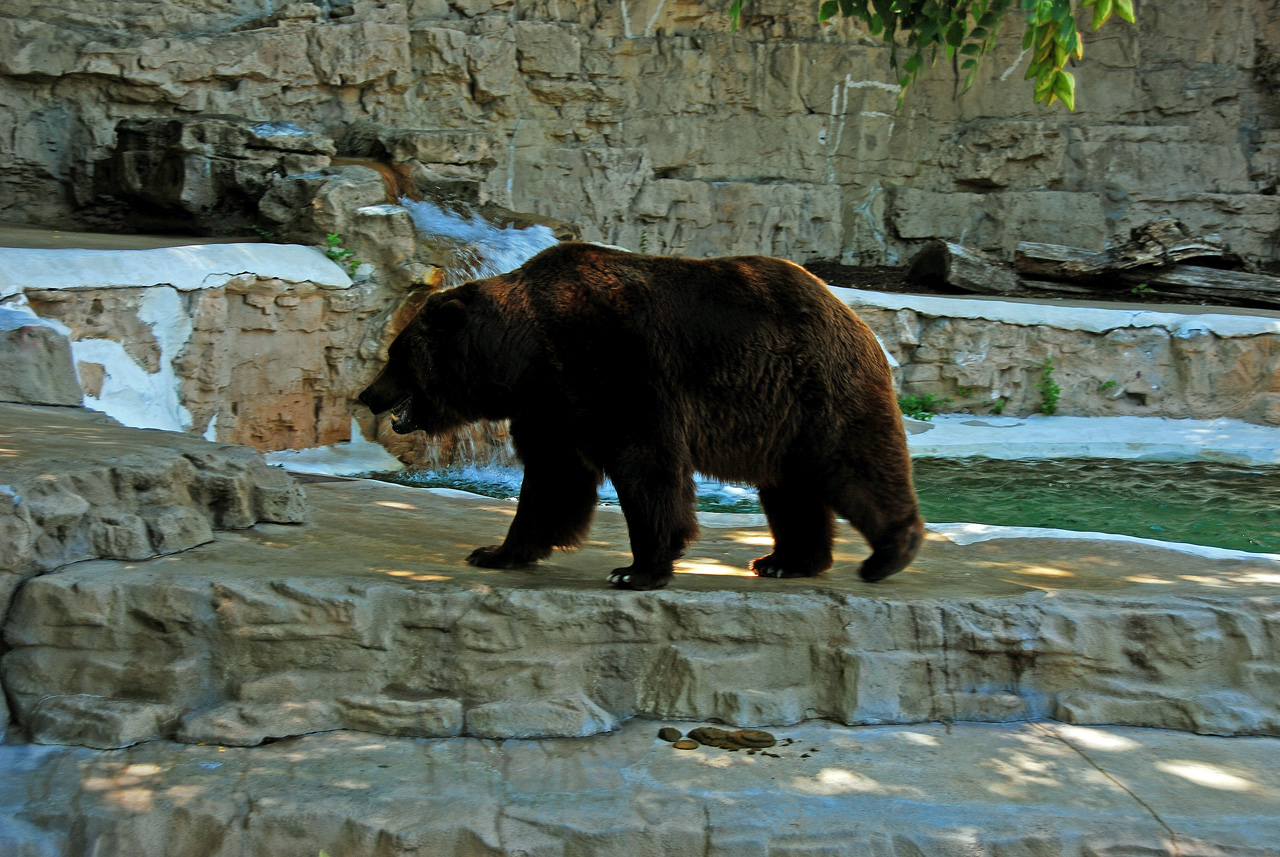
[402,198,559,288]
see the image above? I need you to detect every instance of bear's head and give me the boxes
[359,286,481,436]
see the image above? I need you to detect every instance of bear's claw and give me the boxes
[750,554,824,579]
[608,568,673,591]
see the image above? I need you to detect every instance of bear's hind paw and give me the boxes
[607,568,673,591]
[467,545,535,569]
[750,554,824,579]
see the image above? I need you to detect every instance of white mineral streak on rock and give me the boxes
[0,243,352,296]
[73,287,193,432]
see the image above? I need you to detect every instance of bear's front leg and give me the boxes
[606,451,698,591]
[466,447,600,569]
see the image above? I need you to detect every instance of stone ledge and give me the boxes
[0,242,351,296]
[4,479,1277,749]
[0,402,308,603]
[1,721,1277,857]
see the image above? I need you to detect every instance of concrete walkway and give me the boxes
[3,718,1278,856]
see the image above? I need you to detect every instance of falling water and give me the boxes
[402,198,559,288]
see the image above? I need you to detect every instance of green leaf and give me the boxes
[1090,0,1112,29]
[945,19,965,47]
[1114,0,1135,23]
[819,0,839,22]
[969,26,989,42]
[728,0,742,31]
[869,12,884,35]
[960,43,983,56]
[1053,68,1076,110]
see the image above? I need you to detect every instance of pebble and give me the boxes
[657,727,682,742]
[673,739,699,750]
[732,729,777,748]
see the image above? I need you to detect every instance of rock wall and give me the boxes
[844,291,1280,425]
[1,0,1277,265]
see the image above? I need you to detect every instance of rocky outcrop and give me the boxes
[0,306,82,407]
[1,0,1276,266]
[3,241,397,452]
[0,401,306,609]
[6,480,1278,750]
[845,291,1280,425]
[95,116,336,236]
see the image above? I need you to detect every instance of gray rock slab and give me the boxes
[5,478,1278,749]
[0,307,82,407]
[0,720,1276,856]
[0,402,308,612]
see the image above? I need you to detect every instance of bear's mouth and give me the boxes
[388,396,418,434]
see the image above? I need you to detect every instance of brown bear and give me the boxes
[360,242,923,590]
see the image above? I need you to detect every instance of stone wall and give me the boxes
[1,0,1277,265]
[844,291,1280,426]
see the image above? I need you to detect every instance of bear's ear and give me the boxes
[431,298,468,333]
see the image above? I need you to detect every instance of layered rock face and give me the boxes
[6,481,1279,751]
[845,293,1280,425]
[1,0,1277,265]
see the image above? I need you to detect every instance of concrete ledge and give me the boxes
[5,478,1278,749]
[0,242,352,296]
[1,720,1277,856]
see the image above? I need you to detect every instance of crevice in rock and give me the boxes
[1035,722,1183,848]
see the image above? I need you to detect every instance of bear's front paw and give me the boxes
[466,545,531,569]
[750,554,823,579]
[607,567,673,591]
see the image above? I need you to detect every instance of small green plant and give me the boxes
[1098,380,1118,391]
[956,386,975,398]
[1130,282,1151,294]
[251,225,276,241]
[990,398,1006,415]
[325,233,363,276]
[898,393,953,421]
[638,229,650,253]
[1037,358,1061,415]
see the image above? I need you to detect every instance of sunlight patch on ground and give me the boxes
[1155,761,1261,792]
[374,500,418,511]
[674,557,755,577]
[728,533,774,547]
[792,767,923,797]
[1017,565,1075,578]
[380,569,451,582]
[1124,575,1179,585]
[1052,726,1141,753]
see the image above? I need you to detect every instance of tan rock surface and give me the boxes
[5,477,1278,749]
[2,0,1277,265]
[0,720,1277,856]
[850,295,1280,425]
[0,401,306,600]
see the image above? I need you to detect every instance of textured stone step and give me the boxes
[4,478,1278,749]
[0,403,307,599]
[1,720,1277,857]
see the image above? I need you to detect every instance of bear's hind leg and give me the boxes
[751,480,835,578]
[467,447,600,569]
[827,465,924,583]
[606,451,699,591]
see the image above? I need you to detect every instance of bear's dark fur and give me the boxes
[360,242,923,590]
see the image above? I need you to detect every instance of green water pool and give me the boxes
[372,457,1280,555]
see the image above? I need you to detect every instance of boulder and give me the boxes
[0,307,82,407]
